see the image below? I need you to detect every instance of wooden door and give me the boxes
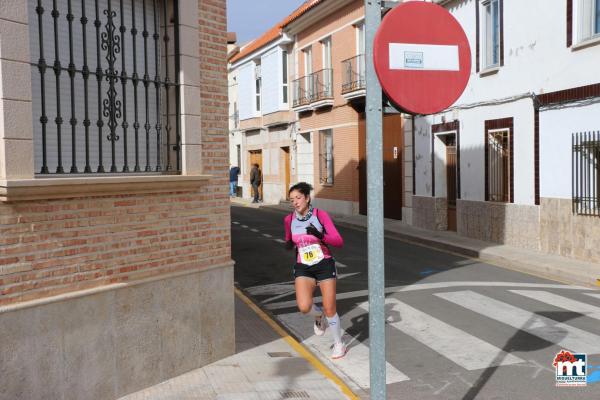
[359,113,403,220]
[249,150,263,200]
[282,147,291,199]
[445,136,457,231]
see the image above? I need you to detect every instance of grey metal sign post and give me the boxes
[365,1,385,399]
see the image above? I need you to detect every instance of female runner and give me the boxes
[284,182,346,359]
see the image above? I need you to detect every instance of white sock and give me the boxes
[308,304,323,318]
[326,313,342,344]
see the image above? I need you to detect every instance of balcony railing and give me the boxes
[292,75,313,109]
[311,69,333,103]
[341,54,366,95]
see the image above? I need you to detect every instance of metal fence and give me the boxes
[30,0,181,175]
[572,131,600,216]
[311,69,333,102]
[486,129,510,203]
[291,75,312,108]
[341,54,365,94]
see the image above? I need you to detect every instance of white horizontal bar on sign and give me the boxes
[389,43,459,71]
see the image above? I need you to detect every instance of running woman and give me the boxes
[284,182,346,359]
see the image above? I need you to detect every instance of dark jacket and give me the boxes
[229,166,240,182]
[250,166,261,185]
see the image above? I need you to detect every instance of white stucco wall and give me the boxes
[539,102,600,199]
[237,63,254,121]
[296,132,314,185]
[261,49,280,115]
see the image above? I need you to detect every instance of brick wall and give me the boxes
[0,192,230,306]
[0,0,231,307]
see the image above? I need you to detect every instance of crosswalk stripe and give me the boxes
[232,221,240,225]
[511,290,600,321]
[278,312,409,388]
[435,291,600,355]
[274,239,286,244]
[250,228,259,233]
[360,298,523,370]
[241,225,248,229]
[262,233,272,238]
[585,293,600,301]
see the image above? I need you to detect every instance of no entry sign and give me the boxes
[373,1,471,115]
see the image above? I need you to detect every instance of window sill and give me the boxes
[0,174,212,202]
[479,66,500,77]
[571,35,600,51]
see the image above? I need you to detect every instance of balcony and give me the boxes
[341,54,366,100]
[311,69,334,109]
[292,69,334,112]
[292,75,313,112]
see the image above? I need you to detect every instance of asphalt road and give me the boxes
[231,204,600,400]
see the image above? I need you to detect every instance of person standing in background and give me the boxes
[250,163,262,203]
[229,165,240,197]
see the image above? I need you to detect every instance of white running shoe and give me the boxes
[331,341,347,359]
[314,315,328,336]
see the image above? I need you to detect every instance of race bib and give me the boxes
[299,244,324,266]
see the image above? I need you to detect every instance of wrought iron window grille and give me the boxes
[572,131,600,216]
[30,0,181,175]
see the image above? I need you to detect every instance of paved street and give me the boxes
[232,204,600,399]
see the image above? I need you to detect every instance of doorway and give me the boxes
[441,134,457,231]
[359,113,403,220]
[248,150,263,201]
[281,146,291,199]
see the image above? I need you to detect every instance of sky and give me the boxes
[227,0,306,45]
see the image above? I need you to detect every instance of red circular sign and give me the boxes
[373,2,471,115]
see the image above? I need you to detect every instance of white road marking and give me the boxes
[274,239,286,244]
[232,221,240,225]
[435,291,600,355]
[585,293,600,301]
[360,298,523,370]
[511,290,600,321]
[278,312,410,388]
[250,228,259,233]
[264,282,588,311]
[241,225,248,229]
[335,261,348,268]
[262,233,272,238]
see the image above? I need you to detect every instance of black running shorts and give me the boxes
[293,257,337,283]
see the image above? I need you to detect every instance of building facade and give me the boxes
[414,0,600,263]
[228,20,297,203]
[0,1,234,399]
[229,0,408,219]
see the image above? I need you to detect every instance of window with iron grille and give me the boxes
[28,0,181,175]
[485,119,513,203]
[319,129,333,185]
[572,131,600,216]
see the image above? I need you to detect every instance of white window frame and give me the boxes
[321,37,332,70]
[356,22,365,56]
[255,63,261,114]
[480,0,501,70]
[576,0,600,43]
[281,49,288,104]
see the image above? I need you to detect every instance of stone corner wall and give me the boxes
[540,197,600,263]
[412,195,448,231]
[457,199,540,250]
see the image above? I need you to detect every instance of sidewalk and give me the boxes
[231,197,600,288]
[118,289,356,400]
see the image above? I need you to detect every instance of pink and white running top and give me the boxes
[284,208,344,264]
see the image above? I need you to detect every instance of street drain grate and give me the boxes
[267,352,294,358]
[280,390,310,399]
